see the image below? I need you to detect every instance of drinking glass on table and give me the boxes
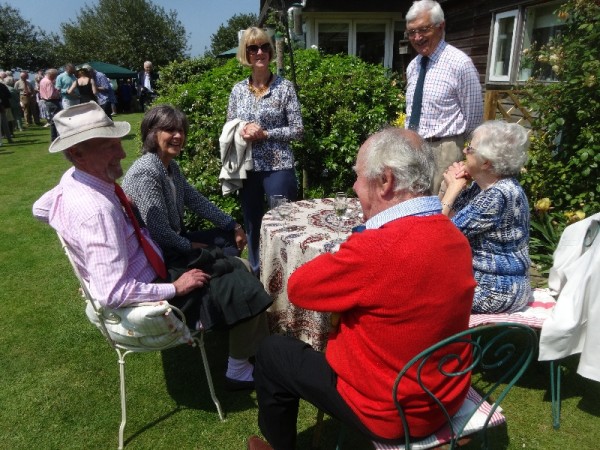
[278,202,292,222]
[334,192,348,235]
[270,194,288,221]
[343,197,357,220]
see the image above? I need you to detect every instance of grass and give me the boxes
[1,116,599,449]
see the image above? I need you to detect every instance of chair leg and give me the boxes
[550,360,562,429]
[116,348,130,450]
[195,332,225,421]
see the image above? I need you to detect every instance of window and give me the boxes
[356,23,386,65]
[489,10,518,82]
[317,22,349,55]
[520,3,565,81]
[488,2,565,84]
[315,20,393,68]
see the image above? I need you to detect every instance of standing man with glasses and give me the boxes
[404,0,483,194]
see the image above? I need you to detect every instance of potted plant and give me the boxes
[520,47,534,80]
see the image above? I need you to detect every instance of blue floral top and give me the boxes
[452,178,532,313]
[227,75,303,171]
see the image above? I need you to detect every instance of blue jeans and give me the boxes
[241,169,297,274]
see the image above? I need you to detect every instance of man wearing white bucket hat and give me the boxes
[33,102,270,390]
[33,101,211,305]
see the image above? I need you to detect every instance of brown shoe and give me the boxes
[247,435,274,450]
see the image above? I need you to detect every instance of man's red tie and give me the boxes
[114,183,168,280]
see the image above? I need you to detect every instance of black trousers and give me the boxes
[254,335,383,450]
[42,99,62,141]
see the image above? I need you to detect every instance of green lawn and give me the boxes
[1,116,598,449]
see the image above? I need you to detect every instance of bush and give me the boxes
[292,49,405,196]
[157,56,225,92]
[157,50,404,226]
[520,0,600,270]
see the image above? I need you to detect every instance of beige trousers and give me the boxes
[430,136,465,194]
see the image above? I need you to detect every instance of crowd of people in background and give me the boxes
[0,62,153,147]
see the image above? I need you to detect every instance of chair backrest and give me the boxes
[392,323,538,449]
[57,233,193,351]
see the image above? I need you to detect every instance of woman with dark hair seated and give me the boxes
[123,105,270,390]
[123,104,247,263]
[440,120,532,314]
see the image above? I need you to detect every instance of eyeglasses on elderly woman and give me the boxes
[247,43,271,55]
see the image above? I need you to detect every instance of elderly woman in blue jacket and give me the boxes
[440,120,532,314]
[122,105,247,263]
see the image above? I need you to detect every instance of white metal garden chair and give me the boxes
[57,234,225,449]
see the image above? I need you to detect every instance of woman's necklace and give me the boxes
[248,73,273,98]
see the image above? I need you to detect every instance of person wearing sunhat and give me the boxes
[33,102,271,390]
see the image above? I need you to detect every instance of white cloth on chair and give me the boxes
[539,212,600,382]
[468,288,556,328]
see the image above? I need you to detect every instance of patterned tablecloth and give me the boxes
[260,198,362,351]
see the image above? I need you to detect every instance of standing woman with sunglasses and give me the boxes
[440,120,532,315]
[227,26,304,275]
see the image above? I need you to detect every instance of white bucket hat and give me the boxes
[49,102,131,153]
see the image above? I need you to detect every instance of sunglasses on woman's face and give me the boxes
[247,43,271,55]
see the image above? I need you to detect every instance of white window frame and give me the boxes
[488,10,519,83]
[487,2,564,84]
[305,13,401,69]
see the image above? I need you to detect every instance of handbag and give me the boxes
[85,300,193,349]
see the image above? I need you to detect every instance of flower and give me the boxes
[564,210,586,224]
[392,112,406,128]
[534,197,552,213]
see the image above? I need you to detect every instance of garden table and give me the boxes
[259,198,362,351]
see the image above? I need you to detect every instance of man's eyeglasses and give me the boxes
[404,24,438,38]
[247,43,271,55]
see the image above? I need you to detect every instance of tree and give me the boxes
[60,0,189,70]
[208,13,258,57]
[0,4,62,70]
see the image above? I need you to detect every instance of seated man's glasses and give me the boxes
[247,43,271,55]
[405,24,438,38]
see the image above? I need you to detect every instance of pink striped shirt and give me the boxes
[39,76,60,100]
[33,167,175,308]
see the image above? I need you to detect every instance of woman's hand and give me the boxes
[440,162,469,217]
[240,122,268,142]
[443,161,469,191]
[234,226,248,252]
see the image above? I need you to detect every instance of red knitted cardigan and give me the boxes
[288,214,476,439]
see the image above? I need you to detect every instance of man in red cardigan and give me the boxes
[248,127,476,450]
